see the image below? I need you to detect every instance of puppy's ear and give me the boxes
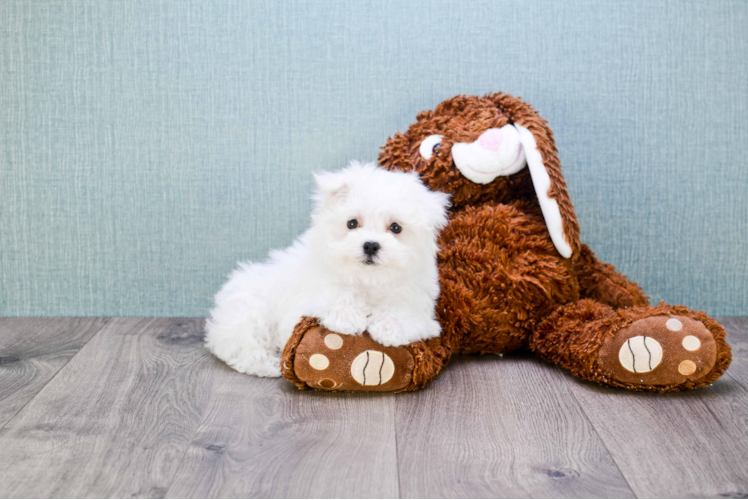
[313,170,350,207]
[416,180,451,233]
[425,190,451,232]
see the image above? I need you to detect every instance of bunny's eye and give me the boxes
[347,219,358,229]
[419,135,443,160]
[389,222,402,234]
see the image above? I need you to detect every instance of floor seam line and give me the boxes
[394,395,402,499]
[163,351,218,499]
[556,364,640,499]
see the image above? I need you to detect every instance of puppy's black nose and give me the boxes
[363,241,380,256]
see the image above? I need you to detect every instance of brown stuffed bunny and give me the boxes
[281,93,731,393]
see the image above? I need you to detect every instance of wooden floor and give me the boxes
[0,318,746,498]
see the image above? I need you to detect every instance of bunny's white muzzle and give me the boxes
[451,124,526,184]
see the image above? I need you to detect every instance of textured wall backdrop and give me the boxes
[1,0,746,317]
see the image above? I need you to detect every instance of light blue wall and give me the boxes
[1,0,746,317]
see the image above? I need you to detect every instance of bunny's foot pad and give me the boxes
[598,314,727,389]
[281,318,415,392]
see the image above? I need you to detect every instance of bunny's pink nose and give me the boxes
[476,128,504,152]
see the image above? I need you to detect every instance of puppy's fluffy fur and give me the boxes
[205,162,451,377]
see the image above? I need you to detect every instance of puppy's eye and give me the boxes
[389,222,402,234]
[419,134,443,160]
[347,219,358,229]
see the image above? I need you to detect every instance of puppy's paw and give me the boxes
[420,318,442,340]
[320,307,367,336]
[368,316,441,347]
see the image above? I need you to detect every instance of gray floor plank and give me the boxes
[166,365,399,499]
[0,317,109,428]
[0,318,214,498]
[0,317,746,498]
[395,354,635,498]
[566,319,748,498]
[719,317,748,390]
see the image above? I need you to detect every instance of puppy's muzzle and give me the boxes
[363,241,380,264]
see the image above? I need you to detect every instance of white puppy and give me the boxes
[205,162,451,377]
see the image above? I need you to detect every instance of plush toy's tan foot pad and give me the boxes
[598,315,717,386]
[282,321,415,392]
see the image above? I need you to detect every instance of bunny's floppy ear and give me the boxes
[491,93,581,258]
[515,125,572,258]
